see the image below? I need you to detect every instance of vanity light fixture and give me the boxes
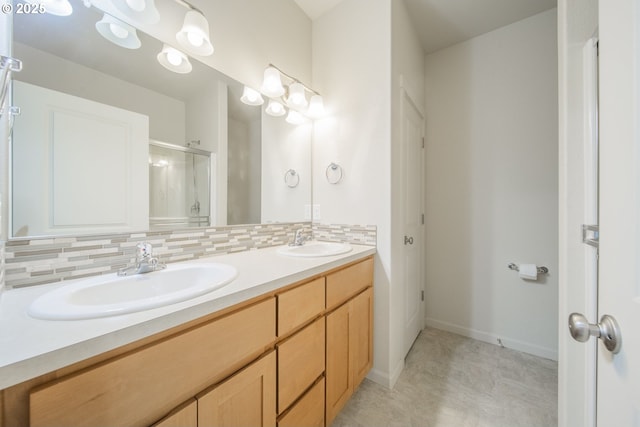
[286,82,308,109]
[240,86,264,106]
[241,64,325,124]
[175,4,214,56]
[264,64,324,119]
[110,0,160,24]
[95,14,141,49]
[157,44,192,74]
[261,66,286,98]
[27,0,72,16]
[306,94,325,118]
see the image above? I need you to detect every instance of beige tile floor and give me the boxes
[332,327,558,427]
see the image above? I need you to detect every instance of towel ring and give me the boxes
[326,162,343,184]
[284,169,299,188]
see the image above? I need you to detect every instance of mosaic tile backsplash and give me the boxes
[4,222,376,289]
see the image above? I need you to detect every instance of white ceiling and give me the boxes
[294,0,557,54]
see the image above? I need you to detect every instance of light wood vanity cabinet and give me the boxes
[6,255,374,427]
[325,259,374,426]
[30,298,276,427]
[151,399,198,427]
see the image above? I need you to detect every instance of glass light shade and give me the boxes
[157,44,192,74]
[29,0,72,16]
[125,0,146,12]
[307,94,325,118]
[111,0,159,24]
[261,67,285,98]
[240,86,264,106]
[286,82,308,109]
[95,15,141,49]
[265,100,286,117]
[285,110,307,125]
[176,10,214,56]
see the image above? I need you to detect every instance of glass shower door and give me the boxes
[149,140,211,228]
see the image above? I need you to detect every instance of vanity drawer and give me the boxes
[277,377,325,427]
[277,277,325,337]
[277,317,325,413]
[29,298,276,427]
[326,257,374,310]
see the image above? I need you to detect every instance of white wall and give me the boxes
[186,81,221,153]
[261,115,311,224]
[424,9,559,359]
[312,0,395,386]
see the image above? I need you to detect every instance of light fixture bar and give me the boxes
[267,63,321,97]
[173,0,205,15]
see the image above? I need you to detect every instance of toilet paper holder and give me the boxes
[508,263,548,274]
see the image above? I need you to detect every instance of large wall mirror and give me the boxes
[10,1,312,238]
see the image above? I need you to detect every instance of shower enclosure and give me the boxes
[149,140,211,228]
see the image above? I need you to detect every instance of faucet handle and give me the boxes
[136,242,153,260]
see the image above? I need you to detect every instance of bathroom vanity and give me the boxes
[0,245,375,427]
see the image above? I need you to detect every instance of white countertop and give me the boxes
[0,243,376,390]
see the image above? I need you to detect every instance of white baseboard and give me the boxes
[366,358,405,389]
[425,318,558,361]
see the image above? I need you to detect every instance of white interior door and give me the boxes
[401,87,424,356]
[596,1,640,424]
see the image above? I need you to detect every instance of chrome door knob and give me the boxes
[568,313,622,354]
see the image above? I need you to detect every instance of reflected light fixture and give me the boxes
[265,99,286,117]
[176,8,214,56]
[240,86,264,106]
[28,0,72,16]
[111,0,160,24]
[95,14,141,49]
[285,110,307,125]
[157,44,192,74]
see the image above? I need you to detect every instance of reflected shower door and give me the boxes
[149,141,211,228]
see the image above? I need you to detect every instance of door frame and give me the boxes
[558,1,599,426]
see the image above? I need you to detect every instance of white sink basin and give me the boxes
[28,263,238,320]
[277,241,352,258]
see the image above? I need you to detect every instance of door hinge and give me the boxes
[421,213,424,225]
[421,290,424,301]
[582,224,599,248]
[422,137,425,149]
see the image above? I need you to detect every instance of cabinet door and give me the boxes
[352,287,373,388]
[197,351,276,427]
[151,399,197,427]
[325,302,352,426]
[325,287,374,426]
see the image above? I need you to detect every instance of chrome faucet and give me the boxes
[117,242,166,276]
[289,229,308,246]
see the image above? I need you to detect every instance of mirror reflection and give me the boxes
[10,2,311,238]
